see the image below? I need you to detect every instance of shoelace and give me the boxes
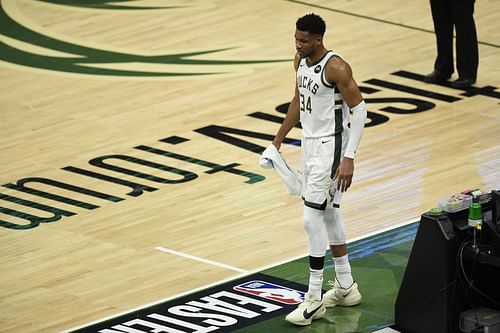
[327,279,354,290]
[327,280,336,288]
[326,280,352,298]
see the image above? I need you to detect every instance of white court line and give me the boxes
[254,217,419,272]
[155,246,249,274]
[62,218,418,333]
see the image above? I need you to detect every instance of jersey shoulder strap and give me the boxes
[321,50,341,88]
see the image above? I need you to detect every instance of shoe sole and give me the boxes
[285,307,326,326]
[324,295,362,308]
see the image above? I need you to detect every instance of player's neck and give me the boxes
[307,47,328,65]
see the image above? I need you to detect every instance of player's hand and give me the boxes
[272,139,282,151]
[334,157,354,192]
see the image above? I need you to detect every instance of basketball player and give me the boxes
[272,13,367,326]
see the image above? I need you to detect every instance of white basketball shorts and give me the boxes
[301,132,348,210]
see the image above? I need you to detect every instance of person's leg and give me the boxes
[427,0,454,80]
[303,206,328,300]
[285,138,327,326]
[323,207,362,308]
[285,205,327,325]
[452,0,478,85]
[331,245,354,288]
[299,137,331,299]
[324,207,353,287]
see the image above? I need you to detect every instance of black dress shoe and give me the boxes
[451,77,476,88]
[424,70,451,83]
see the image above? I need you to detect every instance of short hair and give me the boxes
[296,13,326,36]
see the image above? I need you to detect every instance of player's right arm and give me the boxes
[272,54,301,151]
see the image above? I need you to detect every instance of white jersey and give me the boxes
[296,51,350,138]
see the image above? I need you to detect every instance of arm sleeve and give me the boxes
[344,100,367,159]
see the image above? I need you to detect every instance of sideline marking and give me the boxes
[348,218,418,243]
[62,218,418,333]
[155,246,249,273]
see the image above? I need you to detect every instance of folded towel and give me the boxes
[259,144,302,196]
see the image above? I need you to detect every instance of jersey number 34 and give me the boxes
[299,94,312,113]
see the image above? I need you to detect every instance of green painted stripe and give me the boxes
[0,2,289,76]
[241,222,419,332]
[37,0,175,10]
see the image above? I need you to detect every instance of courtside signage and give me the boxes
[69,274,306,333]
[233,280,305,305]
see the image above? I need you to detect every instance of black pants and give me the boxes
[430,0,478,79]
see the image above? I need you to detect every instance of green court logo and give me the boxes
[0,0,288,77]
[36,0,177,10]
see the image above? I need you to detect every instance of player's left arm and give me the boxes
[325,57,367,192]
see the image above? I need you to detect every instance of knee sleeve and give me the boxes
[303,206,328,257]
[324,207,346,245]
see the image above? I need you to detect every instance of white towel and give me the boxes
[259,144,342,208]
[259,144,302,196]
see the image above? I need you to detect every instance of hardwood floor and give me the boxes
[0,0,498,331]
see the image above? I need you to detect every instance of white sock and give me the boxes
[308,268,324,300]
[333,254,354,288]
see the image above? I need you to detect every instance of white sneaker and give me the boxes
[285,292,326,326]
[323,279,362,308]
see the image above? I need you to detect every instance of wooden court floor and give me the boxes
[0,0,499,332]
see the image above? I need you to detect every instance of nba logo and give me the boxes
[233,280,305,305]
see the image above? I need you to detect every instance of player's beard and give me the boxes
[297,49,311,59]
